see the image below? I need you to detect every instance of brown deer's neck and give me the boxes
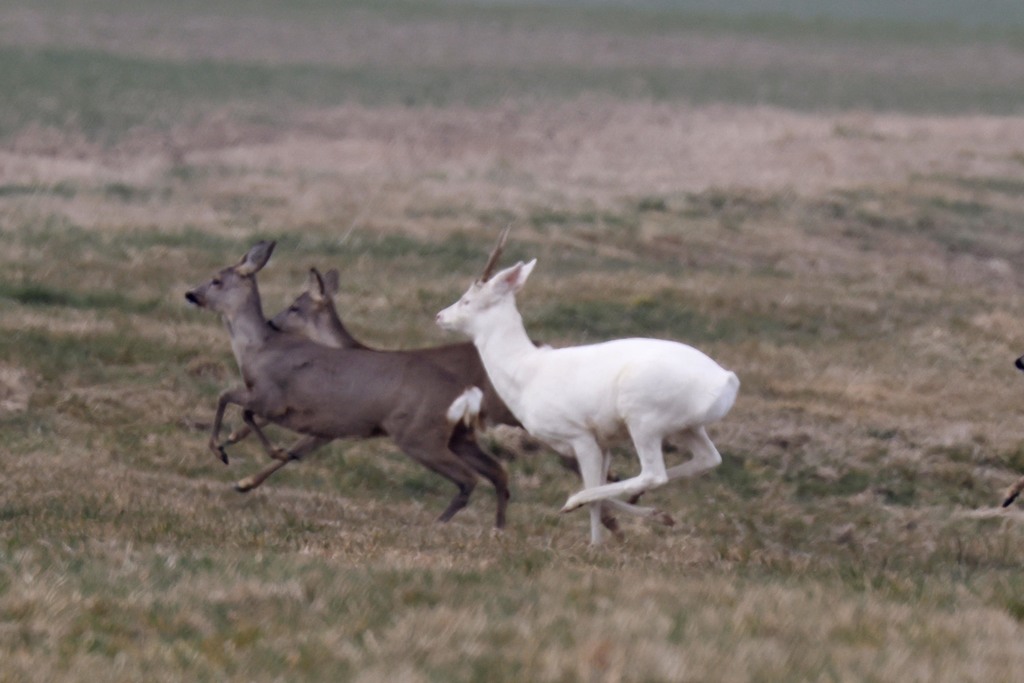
[323,306,370,350]
[224,288,274,371]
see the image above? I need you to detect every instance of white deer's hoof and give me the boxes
[560,494,586,513]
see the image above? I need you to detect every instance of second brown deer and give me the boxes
[184,241,510,528]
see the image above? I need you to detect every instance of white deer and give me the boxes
[436,230,739,544]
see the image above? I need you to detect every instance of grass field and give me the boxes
[3,1,1024,680]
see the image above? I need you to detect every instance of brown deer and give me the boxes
[999,358,1024,507]
[1003,356,1024,507]
[185,241,510,528]
[1004,478,1024,507]
[265,265,627,536]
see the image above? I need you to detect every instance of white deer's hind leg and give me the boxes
[665,426,722,481]
[561,427,668,513]
[596,455,656,518]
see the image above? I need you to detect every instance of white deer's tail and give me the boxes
[705,371,740,424]
[446,386,484,428]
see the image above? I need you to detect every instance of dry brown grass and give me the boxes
[4,101,1024,677]
[6,102,1024,236]
[4,2,1024,680]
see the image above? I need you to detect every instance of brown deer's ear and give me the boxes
[308,268,327,303]
[323,269,340,296]
[235,241,276,276]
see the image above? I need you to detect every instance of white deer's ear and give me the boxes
[517,259,537,289]
[495,259,537,294]
[236,241,276,276]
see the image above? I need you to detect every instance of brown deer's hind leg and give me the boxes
[235,434,330,493]
[393,432,481,524]
[448,424,510,528]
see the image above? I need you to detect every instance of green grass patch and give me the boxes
[0,281,160,313]
[4,41,1024,144]
[0,182,77,199]
[0,327,186,382]
[530,294,807,345]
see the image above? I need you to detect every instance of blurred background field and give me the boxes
[3,1,1024,680]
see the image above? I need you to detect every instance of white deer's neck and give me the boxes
[471,301,538,407]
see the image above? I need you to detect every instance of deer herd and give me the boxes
[183,229,1018,545]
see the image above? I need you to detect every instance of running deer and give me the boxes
[1002,356,1024,507]
[263,266,626,535]
[436,229,740,544]
[184,241,510,528]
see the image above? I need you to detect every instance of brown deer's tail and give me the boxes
[446,387,484,430]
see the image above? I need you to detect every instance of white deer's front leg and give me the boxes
[560,436,610,545]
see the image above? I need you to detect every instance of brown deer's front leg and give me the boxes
[240,409,290,461]
[210,387,252,464]
[235,434,330,492]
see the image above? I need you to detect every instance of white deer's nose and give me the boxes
[436,310,453,330]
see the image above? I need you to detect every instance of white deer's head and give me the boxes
[436,258,536,336]
[437,225,537,335]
